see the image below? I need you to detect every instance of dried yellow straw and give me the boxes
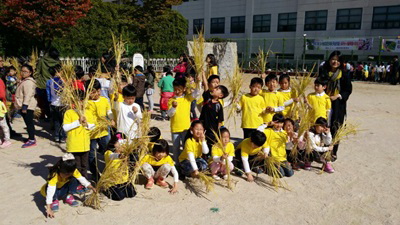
[323,121,359,162]
[191,29,205,84]
[198,171,215,193]
[10,57,21,80]
[211,130,234,190]
[263,156,287,190]
[227,60,243,123]
[29,48,38,71]
[291,64,316,98]
[256,46,273,75]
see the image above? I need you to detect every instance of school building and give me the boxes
[173,0,400,65]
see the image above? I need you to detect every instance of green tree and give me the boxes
[53,0,137,57]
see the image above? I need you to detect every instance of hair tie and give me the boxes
[62,153,75,161]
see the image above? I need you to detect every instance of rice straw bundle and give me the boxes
[29,48,38,71]
[211,130,234,190]
[263,156,287,190]
[322,121,359,162]
[91,117,114,138]
[198,171,215,193]
[256,46,273,75]
[126,111,152,186]
[84,191,102,210]
[185,77,196,95]
[227,61,243,123]
[291,64,316,98]
[10,57,21,80]
[191,29,205,84]
[59,60,98,116]
[34,109,42,119]
[111,32,126,101]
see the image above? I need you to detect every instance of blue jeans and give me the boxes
[180,158,208,176]
[52,178,79,200]
[278,161,294,177]
[171,131,188,164]
[89,135,108,181]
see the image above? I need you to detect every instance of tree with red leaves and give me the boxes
[0,0,92,48]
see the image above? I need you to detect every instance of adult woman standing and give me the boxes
[16,64,37,148]
[319,51,352,160]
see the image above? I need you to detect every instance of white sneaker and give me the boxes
[212,175,221,181]
[223,175,228,180]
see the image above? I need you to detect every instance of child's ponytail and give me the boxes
[47,153,77,181]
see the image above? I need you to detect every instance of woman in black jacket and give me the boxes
[318,51,352,160]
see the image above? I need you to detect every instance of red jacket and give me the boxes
[0,79,6,104]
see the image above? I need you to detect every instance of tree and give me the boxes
[0,0,92,48]
[53,0,137,57]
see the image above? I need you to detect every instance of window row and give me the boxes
[191,5,400,34]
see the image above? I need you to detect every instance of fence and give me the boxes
[59,57,180,73]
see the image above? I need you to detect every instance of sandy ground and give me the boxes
[0,76,399,225]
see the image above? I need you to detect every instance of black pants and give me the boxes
[105,182,136,201]
[243,128,256,139]
[21,109,35,140]
[234,149,263,171]
[72,151,89,179]
[36,88,51,119]
[51,105,66,140]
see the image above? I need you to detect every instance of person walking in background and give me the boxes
[144,65,155,113]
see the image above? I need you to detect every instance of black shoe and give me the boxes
[235,169,244,176]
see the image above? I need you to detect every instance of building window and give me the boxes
[336,8,362,30]
[193,19,204,34]
[210,17,225,34]
[278,12,297,32]
[231,16,245,33]
[304,10,327,31]
[372,5,400,29]
[253,14,271,33]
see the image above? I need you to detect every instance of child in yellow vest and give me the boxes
[278,74,298,118]
[103,134,136,200]
[41,153,96,218]
[167,78,200,164]
[0,101,11,148]
[179,121,209,178]
[261,74,284,124]
[62,90,95,179]
[209,128,235,180]
[259,114,294,177]
[306,76,331,124]
[86,79,114,181]
[141,139,179,194]
[234,131,267,182]
[237,77,266,139]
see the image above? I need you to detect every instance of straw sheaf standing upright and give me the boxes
[191,29,205,85]
[29,48,39,71]
[111,33,126,101]
[290,100,314,160]
[256,46,273,75]
[291,64,316,98]
[58,60,97,116]
[227,61,243,124]
[10,57,21,80]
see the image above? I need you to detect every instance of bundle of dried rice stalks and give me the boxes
[59,60,97,116]
[256,46,273,75]
[227,61,243,123]
[10,57,21,80]
[191,29,205,83]
[198,171,215,193]
[29,48,39,71]
[111,33,126,101]
[34,109,42,119]
[84,191,102,210]
[211,130,234,190]
[263,156,287,190]
[322,121,359,162]
[91,117,114,138]
[291,64,316,98]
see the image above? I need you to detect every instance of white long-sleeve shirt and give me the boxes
[188,141,209,171]
[308,131,332,152]
[115,102,142,139]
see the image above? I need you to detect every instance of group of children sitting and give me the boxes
[42,68,336,218]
